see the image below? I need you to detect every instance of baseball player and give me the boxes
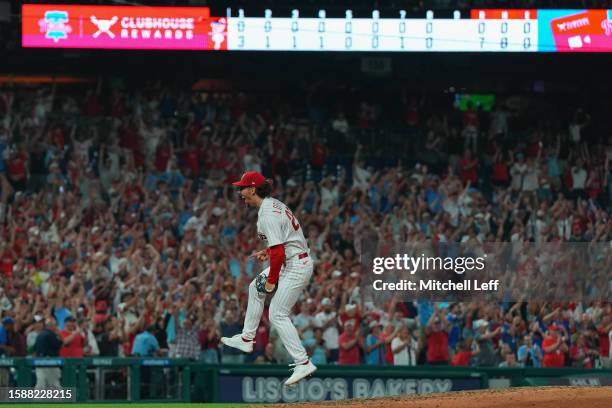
[221,171,317,386]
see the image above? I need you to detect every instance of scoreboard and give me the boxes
[228,9,539,52]
[22,5,612,52]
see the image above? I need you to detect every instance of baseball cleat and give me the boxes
[220,334,254,353]
[285,360,317,386]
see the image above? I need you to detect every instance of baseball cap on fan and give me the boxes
[232,172,266,188]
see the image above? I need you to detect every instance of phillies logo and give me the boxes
[38,10,72,42]
[602,20,612,36]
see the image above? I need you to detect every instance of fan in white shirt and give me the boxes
[391,325,419,366]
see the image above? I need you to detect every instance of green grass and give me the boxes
[1,405,247,408]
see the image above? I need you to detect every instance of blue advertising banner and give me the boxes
[218,374,483,403]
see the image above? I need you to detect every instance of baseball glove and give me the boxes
[255,272,277,294]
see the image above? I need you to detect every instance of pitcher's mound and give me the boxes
[258,386,612,408]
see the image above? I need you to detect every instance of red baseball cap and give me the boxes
[232,171,266,188]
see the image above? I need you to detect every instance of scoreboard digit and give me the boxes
[372,10,379,50]
[426,10,433,50]
[291,9,298,49]
[399,10,406,49]
[264,9,271,49]
[317,10,325,49]
[345,10,352,50]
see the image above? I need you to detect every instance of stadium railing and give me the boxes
[0,357,611,402]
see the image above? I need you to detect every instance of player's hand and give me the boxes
[265,282,276,293]
[251,249,269,261]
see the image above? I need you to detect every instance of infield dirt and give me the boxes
[255,386,612,408]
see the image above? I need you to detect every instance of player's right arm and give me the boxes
[251,249,269,261]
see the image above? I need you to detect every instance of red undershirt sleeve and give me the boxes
[266,244,285,285]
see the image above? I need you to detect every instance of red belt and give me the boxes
[298,253,308,259]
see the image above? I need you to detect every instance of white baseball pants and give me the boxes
[241,257,313,364]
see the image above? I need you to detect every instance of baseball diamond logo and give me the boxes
[91,16,119,38]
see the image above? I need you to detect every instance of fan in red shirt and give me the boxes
[7,149,27,191]
[381,323,398,364]
[425,311,450,365]
[597,315,611,362]
[542,325,568,368]
[491,151,510,187]
[338,321,362,365]
[119,120,138,151]
[451,339,480,367]
[0,245,14,278]
[182,143,200,177]
[570,334,597,368]
[59,316,86,357]
[458,149,478,185]
[339,304,362,330]
[311,140,326,168]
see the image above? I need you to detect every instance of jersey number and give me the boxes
[285,209,300,231]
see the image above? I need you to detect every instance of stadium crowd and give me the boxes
[0,79,610,377]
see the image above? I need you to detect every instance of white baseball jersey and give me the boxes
[241,197,315,365]
[257,197,309,260]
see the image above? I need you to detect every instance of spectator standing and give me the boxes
[34,318,63,389]
[425,309,449,365]
[173,309,200,360]
[199,319,221,364]
[542,325,568,368]
[59,316,85,358]
[365,321,386,365]
[474,319,501,367]
[571,159,588,200]
[517,334,543,368]
[220,310,244,364]
[462,104,480,152]
[391,324,419,366]
[262,343,279,364]
[26,315,44,355]
[131,325,161,357]
[499,352,524,368]
[94,317,123,357]
[338,321,362,365]
[451,339,480,367]
[309,328,328,366]
[596,315,611,369]
[458,150,478,186]
[510,153,528,192]
[0,317,15,386]
[315,298,340,364]
[293,299,317,350]
[570,334,598,368]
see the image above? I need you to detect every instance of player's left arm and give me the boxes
[259,215,286,291]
